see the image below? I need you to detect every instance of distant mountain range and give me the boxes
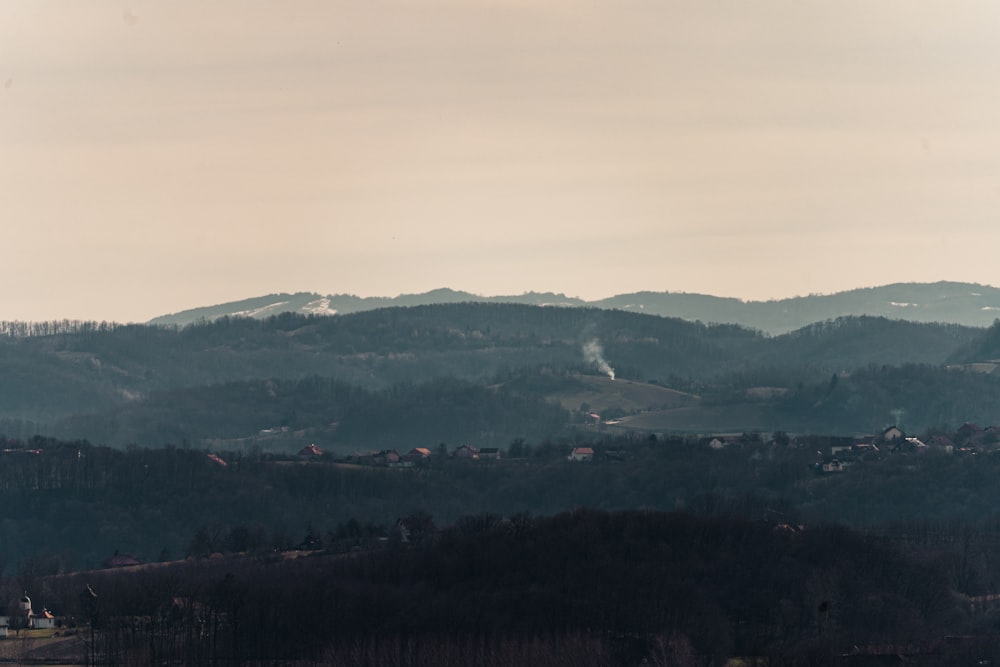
[149,281,1000,334]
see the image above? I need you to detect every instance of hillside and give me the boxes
[6,303,1000,444]
[34,509,970,667]
[0,302,1000,450]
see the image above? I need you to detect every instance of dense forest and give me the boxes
[4,433,1000,588]
[22,509,988,666]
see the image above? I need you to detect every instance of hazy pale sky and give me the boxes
[4,1,1000,322]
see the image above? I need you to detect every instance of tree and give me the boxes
[508,438,525,458]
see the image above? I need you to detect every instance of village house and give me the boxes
[298,443,324,458]
[206,453,228,467]
[478,447,501,460]
[957,422,983,443]
[11,594,58,631]
[31,609,56,630]
[707,435,743,450]
[453,445,479,460]
[403,447,432,464]
[851,442,879,458]
[928,435,956,453]
[347,450,377,465]
[880,426,905,443]
[820,459,845,473]
[103,551,142,568]
[568,447,594,462]
[373,449,401,466]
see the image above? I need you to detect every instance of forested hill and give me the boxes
[148,281,1000,333]
[4,302,1000,445]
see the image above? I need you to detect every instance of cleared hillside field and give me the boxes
[547,374,699,415]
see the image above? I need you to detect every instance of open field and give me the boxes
[0,628,83,665]
[548,374,699,414]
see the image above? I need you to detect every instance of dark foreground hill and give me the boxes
[11,433,1000,581]
[31,509,985,666]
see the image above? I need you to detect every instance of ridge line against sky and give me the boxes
[4,1,1000,322]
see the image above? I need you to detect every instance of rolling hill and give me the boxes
[3,301,1000,446]
[148,281,1000,334]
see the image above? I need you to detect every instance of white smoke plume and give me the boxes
[583,339,615,380]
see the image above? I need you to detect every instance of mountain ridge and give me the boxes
[148,281,1000,334]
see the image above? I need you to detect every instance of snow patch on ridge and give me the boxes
[302,297,337,316]
[231,301,290,318]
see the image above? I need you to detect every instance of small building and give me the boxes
[298,443,324,458]
[403,447,432,463]
[820,459,845,473]
[206,453,227,467]
[928,435,955,453]
[347,450,377,465]
[18,594,31,625]
[478,447,501,460]
[15,593,57,630]
[568,447,594,462]
[453,445,479,460]
[707,435,743,450]
[852,443,879,458]
[958,423,983,441]
[31,609,55,630]
[372,449,401,466]
[881,426,905,442]
[103,552,142,568]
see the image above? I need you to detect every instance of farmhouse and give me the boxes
[298,443,324,458]
[880,426,905,443]
[11,593,58,631]
[31,609,56,630]
[820,459,845,473]
[403,447,432,463]
[453,445,478,459]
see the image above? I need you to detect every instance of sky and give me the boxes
[4,1,1000,322]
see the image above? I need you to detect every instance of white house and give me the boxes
[31,609,55,630]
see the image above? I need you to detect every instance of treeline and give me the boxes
[51,374,571,449]
[29,510,977,666]
[14,433,1000,587]
[770,363,1000,433]
[0,319,122,337]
